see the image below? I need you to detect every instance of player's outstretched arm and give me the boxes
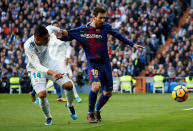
[61,29,68,36]
[107,23,136,47]
[55,29,73,42]
[54,29,68,38]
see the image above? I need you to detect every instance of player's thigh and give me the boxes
[102,63,113,92]
[28,70,47,95]
[62,66,73,77]
[47,73,72,89]
[48,64,72,89]
[87,64,102,83]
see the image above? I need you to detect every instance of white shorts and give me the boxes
[56,61,73,77]
[27,65,71,94]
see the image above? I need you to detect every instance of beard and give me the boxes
[96,22,104,28]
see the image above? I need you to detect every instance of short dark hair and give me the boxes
[51,20,58,25]
[93,6,106,17]
[34,25,48,38]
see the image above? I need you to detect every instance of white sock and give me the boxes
[72,82,79,98]
[39,97,52,118]
[65,90,74,107]
[46,81,54,89]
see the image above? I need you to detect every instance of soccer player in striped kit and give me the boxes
[58,6,144,123]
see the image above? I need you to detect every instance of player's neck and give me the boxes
[90,21,96,28]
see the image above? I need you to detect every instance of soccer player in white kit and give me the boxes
[46,21,82,103]
[29,21,82,103]
[24,25,77,125]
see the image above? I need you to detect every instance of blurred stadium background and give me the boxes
[0,0,192,94]
[0,0,193,130]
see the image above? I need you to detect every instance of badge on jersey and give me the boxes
[35,79,38,83]
[31,54,36,60]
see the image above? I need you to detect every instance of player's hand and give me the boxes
[47,70,64,80]
[61,30,68,36]
[133,44,145,50]
[55,30,68,38]
[52,72,64,80]
[54,31,63,38]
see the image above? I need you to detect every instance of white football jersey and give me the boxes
[46,25,73,76]
[24,35,56,74]
[48,34,71,61]
[46,25,71,60]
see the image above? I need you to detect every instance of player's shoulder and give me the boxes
[69,25,85,31]
[24,36,35,50]
[46,25,51,29]
[103,22,112,28]
[46,25,52,31]
[81,24,87,28]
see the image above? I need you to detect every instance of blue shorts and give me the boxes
[87,60,113,92]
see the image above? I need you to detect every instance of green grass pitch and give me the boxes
[0,93,193,131]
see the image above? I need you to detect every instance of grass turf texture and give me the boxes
[0,93,193,131]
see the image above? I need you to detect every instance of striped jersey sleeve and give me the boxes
[105,23,135,47]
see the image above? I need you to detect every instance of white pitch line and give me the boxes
[184,108,193,110]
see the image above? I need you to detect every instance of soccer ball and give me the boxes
[172,85,189,102]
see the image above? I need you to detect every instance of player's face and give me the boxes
[37,33,50,46]
[94,13,106,27]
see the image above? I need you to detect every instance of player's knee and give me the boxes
[92,82,101,92]
[62,81,73,91]
[38,90,47,98]
[103,91,112,97]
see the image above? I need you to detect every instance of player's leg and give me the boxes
[29,89,39,104]
[29,89,36,102]
[87,64,102,123]
[88,81,101,123]
[71,78,82,103]
[30,70,53,125]
[55,74,77,120]
[37,90,53,125]
[68,67,82,103]
[63,81,78,120]
[53,82,66,102]
[95,90,112,122]
[46,80,66,102]
[95,62,113,122]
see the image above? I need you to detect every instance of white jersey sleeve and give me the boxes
[46,25,60,35]
[24,36,49,74]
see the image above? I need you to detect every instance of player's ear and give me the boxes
[92,15,96,20]
[34,36,40,42]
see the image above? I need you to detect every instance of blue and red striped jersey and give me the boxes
[66,22,135,62]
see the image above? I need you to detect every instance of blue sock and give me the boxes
[95,93,110,111]
[54,82,62,98]
[88,90,97,113]
[31,90,36,97]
